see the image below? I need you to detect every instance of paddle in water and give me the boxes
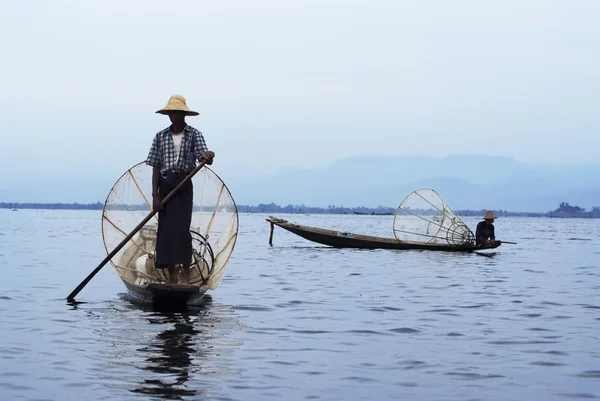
[66,160,208,303]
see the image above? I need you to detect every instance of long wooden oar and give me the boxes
[66,160,208,302]
[501,241,517,244]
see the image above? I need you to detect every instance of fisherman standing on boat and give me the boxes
[146,95,215,284]
[475,210,500,247]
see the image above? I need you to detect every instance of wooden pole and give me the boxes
[269,222,274,246]
[66,160,208,302]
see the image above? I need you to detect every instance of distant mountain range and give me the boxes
[2,154,599,213]
[224,154,600,212]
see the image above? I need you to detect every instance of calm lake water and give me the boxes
[1,210,599,400]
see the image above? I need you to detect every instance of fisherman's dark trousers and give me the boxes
[155,171,193,268]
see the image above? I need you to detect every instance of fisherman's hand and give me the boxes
[204,151,215,165]
[152,193,161,212]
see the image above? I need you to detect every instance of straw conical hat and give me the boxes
[155,94,199,116]
[483,210,497,220]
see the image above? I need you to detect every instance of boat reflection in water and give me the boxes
[131,312,199,399]
[105,295,244,400]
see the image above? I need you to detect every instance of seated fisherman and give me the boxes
[475,210,501,247]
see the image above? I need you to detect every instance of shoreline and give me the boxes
[2,202,599,219]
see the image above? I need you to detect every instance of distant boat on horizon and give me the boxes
[353,211,393,216]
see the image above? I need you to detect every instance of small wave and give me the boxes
[554,392,598,399]
[574,371,600,378]
[487,340,560,345]
[292,330,331,334]
[519,313,543,318]
[389,327,420,334]
[524,350,568,356]
[269,361,299,366]
[539,301,565,306]
[346,329,390,336]
[567,238,592,241]
[342,376,377,383]
[275,300,321,307]
[456,304,490,309]
[0,371,26,377]
[398,360,427,369]
[234,305,273,312]
[445,372,504,380]
[528,327,553,332]
[530,361,566,366]
[302,371,325,376]
[369,306,404,312]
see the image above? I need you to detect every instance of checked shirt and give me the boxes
[146,124,209,174]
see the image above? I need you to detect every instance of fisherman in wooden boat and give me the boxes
[146,95,215,284]
[475,210,500,247]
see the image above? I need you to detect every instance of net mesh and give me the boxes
[102,162,238,290]
[392,188,474,246]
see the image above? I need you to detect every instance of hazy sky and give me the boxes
[1,0,599,187]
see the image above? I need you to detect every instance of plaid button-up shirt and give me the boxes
[146,124,209,173]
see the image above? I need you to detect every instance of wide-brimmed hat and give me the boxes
[483,210,497,220]
[155,94,199,116]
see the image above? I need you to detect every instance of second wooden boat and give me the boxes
[266,216,501,252]
[266,188,504,253]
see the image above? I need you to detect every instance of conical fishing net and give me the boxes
[393,188,474,246]
[101,161,238,290]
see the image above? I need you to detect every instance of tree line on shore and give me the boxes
[1,201,599,218]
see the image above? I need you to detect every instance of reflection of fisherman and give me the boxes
[132,313,199,399]
[475,210,501,247]
[146,95,215,284]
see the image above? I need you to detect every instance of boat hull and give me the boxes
[267,216,501,252]
[122,279,207,307]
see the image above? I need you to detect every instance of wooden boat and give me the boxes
[101,162,239,307]
[122,281,207,306]
[266,215,501,252]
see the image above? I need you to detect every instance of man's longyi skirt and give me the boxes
[155,171,193,268]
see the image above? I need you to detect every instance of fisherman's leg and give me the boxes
[165,265,178,284]
[156,172,186,283]
[181,262,191,284]
[180,179,194,284]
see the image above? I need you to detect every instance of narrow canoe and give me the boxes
[266,216,501,252]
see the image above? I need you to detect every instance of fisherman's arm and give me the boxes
[146,134,162,211]
[152,167,160,211]
[192,130,215,165]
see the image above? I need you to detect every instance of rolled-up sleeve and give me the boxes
[146,134,161,167]
[192,130,209,161]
